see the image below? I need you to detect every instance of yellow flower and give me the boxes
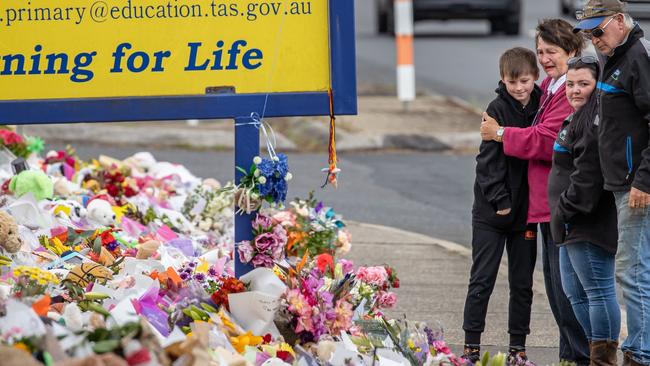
[13,343,30,353]
[230,331,263,353]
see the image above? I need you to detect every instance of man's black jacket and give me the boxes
[599,25,650,193]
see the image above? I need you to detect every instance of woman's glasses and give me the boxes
[567,55,598,66]
[581,16,616,40]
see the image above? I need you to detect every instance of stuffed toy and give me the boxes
[136,240,160,259]
[87,199,116,226]
[9,169,54,201]
[0,210,23,253]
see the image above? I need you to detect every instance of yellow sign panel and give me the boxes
[0,0,330,100]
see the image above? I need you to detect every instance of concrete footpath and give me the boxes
[345,222,563,365]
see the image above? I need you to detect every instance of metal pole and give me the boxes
[395,0,415,108]
[234,116,259,277]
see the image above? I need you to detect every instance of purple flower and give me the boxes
[251,253,274,268]
[315,202,324,213]
[188,262,196,268]
[254,232,281,252]
[238,241,254,263]
[106,241,119,251]
[208,267,218,276]
[273,224,288,245]
[253,214,274,231]
[179,272,190,281]
[193,273,206,282]
[339,259,355,274]
[184,267,193,274]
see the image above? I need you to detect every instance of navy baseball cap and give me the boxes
[573,0,626,32]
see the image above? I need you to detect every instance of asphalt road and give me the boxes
[49,144,477,245]
[355,0,650,107]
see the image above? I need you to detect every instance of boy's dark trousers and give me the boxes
[462,225,537,346]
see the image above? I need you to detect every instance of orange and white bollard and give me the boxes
[394,0,415,106]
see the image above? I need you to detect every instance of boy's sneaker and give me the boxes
[460,346,481,365]
[507,349,534,366]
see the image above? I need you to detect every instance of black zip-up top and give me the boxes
[472,81,542,232]
[598,25,650,193]
[548,114,618,254]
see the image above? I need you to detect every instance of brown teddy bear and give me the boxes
[0,210,23,253]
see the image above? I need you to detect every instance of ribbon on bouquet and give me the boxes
[234,112,279,161]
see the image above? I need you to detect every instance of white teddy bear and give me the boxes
[86,199,115,226]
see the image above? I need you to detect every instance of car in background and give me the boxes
[376,0,522,36]
[561,0,650,19]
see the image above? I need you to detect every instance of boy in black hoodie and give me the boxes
[461,47,542,364]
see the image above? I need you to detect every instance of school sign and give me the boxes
[0,0,357,122]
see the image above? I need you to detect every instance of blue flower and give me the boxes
[276,153,289,176]
[257,159,275,177]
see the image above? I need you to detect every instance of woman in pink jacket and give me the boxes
[480,19,589,365]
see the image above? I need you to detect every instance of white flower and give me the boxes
[258,176,267,184]
[273,156,280,162]
[253,156,262,165]
[284,172,293,181]
[254,169,260,177]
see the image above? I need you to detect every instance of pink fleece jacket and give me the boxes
[502,76,574,224]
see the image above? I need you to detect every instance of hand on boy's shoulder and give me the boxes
[496,208,511,216]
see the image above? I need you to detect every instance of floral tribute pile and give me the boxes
[0,129,479,366]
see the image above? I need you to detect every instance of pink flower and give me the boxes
[433,340,452,355]
[272,210,297,227]
[356,266,388,287]
[251,253,274,268]
[339,259,355,275]
[253,214,274,231]
[254,232,280,252]
[0,130,23,145]
[329,299,353,334]
[237,241,254,263]
[273,224,288,245]
[377,291,397,309]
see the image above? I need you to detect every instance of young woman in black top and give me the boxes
[547,56,620,366]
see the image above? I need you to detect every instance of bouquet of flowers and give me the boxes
[279,262,355,343]
[352,265,400,315]
[273,193,350,258]
[234,153,292,214]
[11,266,60,298]
[237,213,288,268]
[182,181,234,234]
[0,129,43,159]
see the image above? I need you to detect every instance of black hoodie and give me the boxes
[472,81,542,232]
[598,25,650,193]
[548,114,618,254]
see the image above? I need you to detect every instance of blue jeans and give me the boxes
[614,191,650,364]
[559,243,620,342]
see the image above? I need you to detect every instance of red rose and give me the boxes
[316,253,334,275]
[106,184,120,197]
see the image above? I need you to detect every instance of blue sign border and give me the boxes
[0,0,357,124]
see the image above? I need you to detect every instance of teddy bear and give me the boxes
[0,210,23,253]
[86,199,116,226]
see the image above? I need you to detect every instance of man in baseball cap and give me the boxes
[573,1,650,366]
[573,0,626,34]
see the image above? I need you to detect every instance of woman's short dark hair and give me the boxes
[536,19,585,57]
